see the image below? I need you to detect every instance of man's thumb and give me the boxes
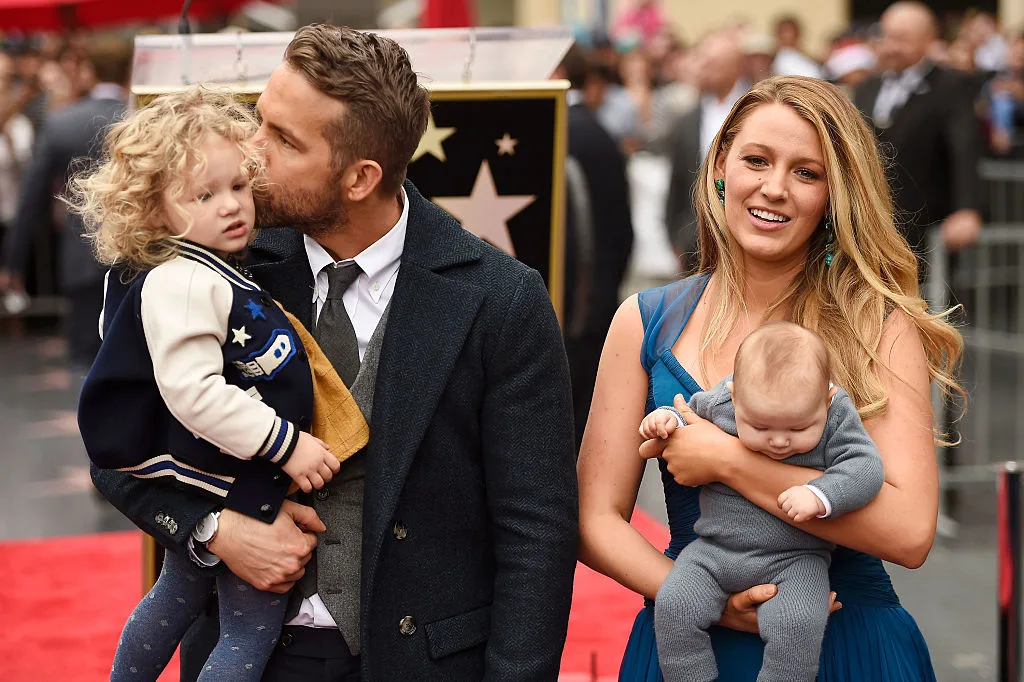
[288,501,326,533]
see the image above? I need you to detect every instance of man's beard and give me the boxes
[254,180,348,238]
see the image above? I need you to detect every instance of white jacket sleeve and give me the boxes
[140,259,294,462]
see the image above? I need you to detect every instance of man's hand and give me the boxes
[282,432,340,493]
[778,485,826,523]
[941,209,982,252]
[717,584,841,633]
[206,500,325,593]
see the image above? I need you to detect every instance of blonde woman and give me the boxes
[73,87,342,682]
[578,76,961,681]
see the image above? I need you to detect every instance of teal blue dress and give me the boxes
[620,275,937,681]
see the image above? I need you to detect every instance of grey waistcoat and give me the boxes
[288,303,390,656]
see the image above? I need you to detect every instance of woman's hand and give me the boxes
[716,584,841,633]
[640,394,739,487]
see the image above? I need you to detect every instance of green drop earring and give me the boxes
[715,179,725,205]
[824,213,835,266]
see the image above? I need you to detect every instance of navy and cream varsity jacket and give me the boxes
[78,240,315,522]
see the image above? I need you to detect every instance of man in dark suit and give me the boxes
[557,46,633,447]
[853,1,983,266]
[0,36,131,370]
[664,32,746,273]
[90,24,578,682]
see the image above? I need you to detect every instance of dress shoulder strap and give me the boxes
[637,273,711,373]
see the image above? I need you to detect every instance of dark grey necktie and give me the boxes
[315,262,362,388]
[292,262,362,605]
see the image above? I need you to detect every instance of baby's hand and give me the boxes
[777,485,825,523]
[639,408,680,440]
[282,432,340,493]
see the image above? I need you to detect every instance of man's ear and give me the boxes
[342,160,384,203]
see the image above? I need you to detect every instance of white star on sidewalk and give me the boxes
[433,160,535,257]
[411,112,456,162]
[495,132,518,156]
[231,326,252,347]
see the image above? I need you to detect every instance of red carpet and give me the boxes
[0,513,668,682]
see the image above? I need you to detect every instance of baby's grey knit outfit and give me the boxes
[653,377,884,682]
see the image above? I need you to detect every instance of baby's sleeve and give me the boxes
[805,393,885,518]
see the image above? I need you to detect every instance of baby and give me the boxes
[642,321,884,682]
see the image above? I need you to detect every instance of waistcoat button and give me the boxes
[259,504,273,517]
[316,489,330,501]
[399,616,416,636]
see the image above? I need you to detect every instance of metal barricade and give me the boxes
[925,160,1024,533]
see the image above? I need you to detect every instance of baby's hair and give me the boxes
[67,86,262,272]
[733,321,831,400]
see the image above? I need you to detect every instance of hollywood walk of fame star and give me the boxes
[495,133,518,156]
[232,326,252,347]
[433,160,535,257]
[411,112,456,163]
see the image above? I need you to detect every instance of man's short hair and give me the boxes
[284,24,430,195]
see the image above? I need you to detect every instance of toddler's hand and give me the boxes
[778,485,825,523]
[639,408,680,440]
[282,432,340,493]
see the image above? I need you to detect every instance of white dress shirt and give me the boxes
[699,80,748,160]
[288,187,408,628]
[872,60,932,127]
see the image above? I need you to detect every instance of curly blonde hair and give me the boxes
[692,76,964,437]
[68,86,262,272]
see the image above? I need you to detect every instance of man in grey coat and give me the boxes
[0,36,131,370]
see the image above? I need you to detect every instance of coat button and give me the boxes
[259,504,273,517]
[316,489,330,501]
[280,633,293,647]
[399,616,416,636]
[392,521,407,540]
[272,474,282,482]
[166,519,178,535]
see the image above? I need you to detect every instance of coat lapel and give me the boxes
[362,182,486,583]
[887,69,935,135]
[245,230,315,328]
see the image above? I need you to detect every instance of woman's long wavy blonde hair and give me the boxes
[693,76,963,434]
[68,86,262,273]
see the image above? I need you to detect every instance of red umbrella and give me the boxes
[0,0,255,32]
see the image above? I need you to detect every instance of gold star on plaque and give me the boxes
[495,132,518,156]
[411,112,456,162]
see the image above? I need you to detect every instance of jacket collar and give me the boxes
[248,180,485,274]
[173,239,259,291]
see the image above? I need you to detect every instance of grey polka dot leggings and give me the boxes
[110,550,287,681]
